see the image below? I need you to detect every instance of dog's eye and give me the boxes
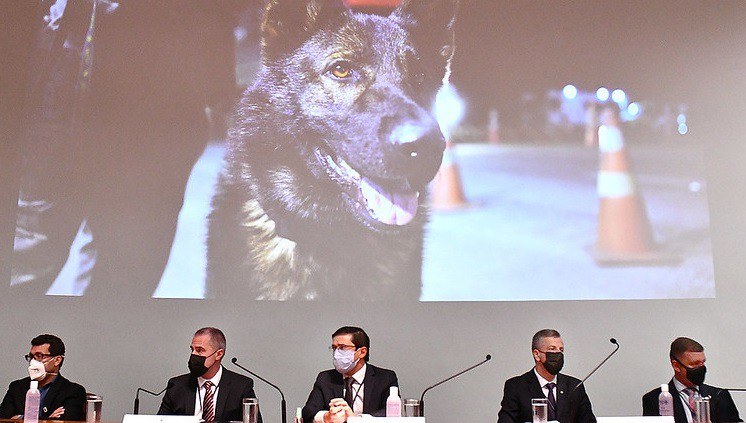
[329,62,353,79]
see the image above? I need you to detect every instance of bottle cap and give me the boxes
[661,384,669,392]
[390,386,399,396]
[30,380,38,390]
[296,407,302,418]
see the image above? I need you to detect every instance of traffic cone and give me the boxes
[590,118,669,264]
[430,140,468,210]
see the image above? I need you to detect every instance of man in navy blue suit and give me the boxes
[643,337,741,423]
[302,326,398,423]
[498,329,596,423]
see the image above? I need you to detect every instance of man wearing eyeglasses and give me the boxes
[302,326,398,423]
[158,327,261,422]
[0,334,86,420]
[642,337,742,423]
[498,329,596,423]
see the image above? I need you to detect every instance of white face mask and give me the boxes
[28,359,47,381]
[333,348,359,375]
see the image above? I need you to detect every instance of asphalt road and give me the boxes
[421,141,715,301]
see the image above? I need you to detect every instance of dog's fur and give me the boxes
[207,0,458,300]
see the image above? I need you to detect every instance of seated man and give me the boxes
[0,334,86,420]
[498,329,596,423]
[158,327,262,422]
[302,326,398,423]
[642,337,742,423]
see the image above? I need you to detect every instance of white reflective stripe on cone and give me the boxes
[597,171,635,197]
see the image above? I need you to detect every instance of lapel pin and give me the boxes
[43,407,48,413]
[560,391,564,394]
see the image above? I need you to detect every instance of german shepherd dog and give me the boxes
[207,0,458,300]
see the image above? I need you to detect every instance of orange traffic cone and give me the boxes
[430,140,468,210]
[590,111,669,264]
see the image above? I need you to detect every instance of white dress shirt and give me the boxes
[672,378,698,423]
[195,365,223,418]
[314,364,367,423]
[534,368,558,402]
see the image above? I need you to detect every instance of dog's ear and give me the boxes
[393,0,459,62]
[261,0,347,61]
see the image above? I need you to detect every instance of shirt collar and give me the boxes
[534,368,557,386]
[672,377,697,393]
[349,363,367,385]
[198,365,223,388]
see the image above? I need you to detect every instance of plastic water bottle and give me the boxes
[386,386,401,417]
[24,381,40,423]
[659,384,674,416]
[294,407,303,423]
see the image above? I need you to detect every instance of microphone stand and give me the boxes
[231,357,286,423]
[573,338,620,391]
[134,387,167,414]
[420,354,492,416]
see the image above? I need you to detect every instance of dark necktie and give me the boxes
[546,382,557,421]
[203,381,215,422]
[344,377,355,409]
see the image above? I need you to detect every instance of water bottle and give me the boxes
[658,384,674,416]
[24,381,40,423]
[385,386,401,417]
[294,407,303,423]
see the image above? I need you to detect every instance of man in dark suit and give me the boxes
[642,337,742,423]
[0,334,86,420]
[498,329,596,423]
[302,326,398,423]
[158,327,261,423]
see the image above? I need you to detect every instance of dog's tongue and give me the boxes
[360,178,418,225]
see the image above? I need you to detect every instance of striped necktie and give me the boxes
[202,381,215,422]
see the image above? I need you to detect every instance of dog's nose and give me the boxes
[389,123,446,187]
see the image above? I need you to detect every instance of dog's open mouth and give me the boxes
[314,147,419,226]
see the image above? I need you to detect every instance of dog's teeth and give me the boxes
[324,154,344,175]
[338,158,361,181]
[360,178,417,226]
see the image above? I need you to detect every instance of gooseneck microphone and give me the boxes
[420,354,492,416]
[133,387,167,414]
[571,338,620,392]
[231,357,287,423]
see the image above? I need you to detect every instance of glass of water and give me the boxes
[532,398,548,423]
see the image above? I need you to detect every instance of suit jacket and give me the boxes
[157,367,262,423]
[0,375,86,420]
[642,379,742,423]
[302,364,398,423]
[498,369,596,423]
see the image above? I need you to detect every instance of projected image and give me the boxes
[8,1,715,301]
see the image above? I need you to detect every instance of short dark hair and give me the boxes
[670,337,704,361]
[31,334,65,368]
[333,326,370,362]
[532,329,561,350]
[195,327,227,351]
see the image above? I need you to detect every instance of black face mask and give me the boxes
[188,350,218,377]
[677,360,706,386]
[542,351,564,375]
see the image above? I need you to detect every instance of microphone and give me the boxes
[231,357,286,423]
[571,338,620,393]
[419,354,491,416]
[133,387,167,414]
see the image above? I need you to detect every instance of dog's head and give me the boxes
[236,0,457,237]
